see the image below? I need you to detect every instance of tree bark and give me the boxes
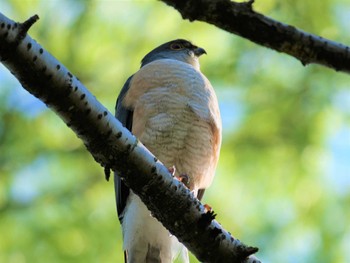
[161,0,350,74]
[0,12,260,263]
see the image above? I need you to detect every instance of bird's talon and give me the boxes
[175,174,190,188]
[168,165,176,176]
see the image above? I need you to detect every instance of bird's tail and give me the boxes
[145,245,162,263]
[123,245,164,263]
[124,244,189,263]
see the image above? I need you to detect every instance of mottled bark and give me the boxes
[161,0,350,74]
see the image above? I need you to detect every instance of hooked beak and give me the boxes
[194,47,207,57]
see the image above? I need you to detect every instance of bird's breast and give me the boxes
[123,59,221,189]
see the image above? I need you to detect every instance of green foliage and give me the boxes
[1,1,350,262]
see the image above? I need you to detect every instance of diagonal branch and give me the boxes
[161,0,350,74]
[0,12,261,263]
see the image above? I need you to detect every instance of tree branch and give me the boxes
[161,0,350,74]
[0,12,261,263]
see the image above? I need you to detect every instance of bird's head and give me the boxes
[141,39,206,69]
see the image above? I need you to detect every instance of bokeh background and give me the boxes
[1,1,350,262]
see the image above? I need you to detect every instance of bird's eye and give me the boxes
[170,43,184,50]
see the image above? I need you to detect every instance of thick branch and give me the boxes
[161,0,350,74]
[0,12,261,263]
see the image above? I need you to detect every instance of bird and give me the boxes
[114,39,222,263]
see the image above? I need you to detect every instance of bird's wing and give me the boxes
[114,75,134,223]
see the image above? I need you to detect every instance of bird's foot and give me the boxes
[168,166,190,188]
[168,165,176,176]
[175,174,190,188]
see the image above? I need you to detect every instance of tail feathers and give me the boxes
[145,245,162,263]
[124,245,165,263]
[177,246,189,263]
